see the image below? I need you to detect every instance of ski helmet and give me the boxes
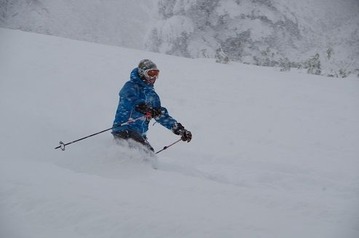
[138,59,159,84]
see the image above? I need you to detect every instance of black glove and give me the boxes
[151,107,162,118]
[172,123,192,142]
[135,103,162,119]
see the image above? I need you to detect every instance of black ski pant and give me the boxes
[112,130,154,152]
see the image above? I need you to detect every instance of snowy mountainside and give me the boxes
[146,0,359,76]
[1,0,358,77]
[1,28,359,238]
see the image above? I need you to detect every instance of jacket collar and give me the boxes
[130,68,154,88]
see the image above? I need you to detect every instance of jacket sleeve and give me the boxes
[155,107,178,130]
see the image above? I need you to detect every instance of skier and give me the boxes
[112,59,192,152]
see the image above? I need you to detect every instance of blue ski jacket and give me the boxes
[112,68,178,136]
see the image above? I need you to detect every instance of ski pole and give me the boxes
[155,138,182,154]
[55,116,145,151]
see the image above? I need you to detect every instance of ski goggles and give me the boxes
[144,69,160,79]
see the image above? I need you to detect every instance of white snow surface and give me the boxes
[1,28,359,238]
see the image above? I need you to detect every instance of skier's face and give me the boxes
[144,69,159,84]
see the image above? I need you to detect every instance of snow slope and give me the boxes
[0,0,156,50]
[1,28,359,238]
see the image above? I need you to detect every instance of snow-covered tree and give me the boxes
[147,0,301,64]
[304,53,321,75]
[146,0,359,77]
[1,0,358,77]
